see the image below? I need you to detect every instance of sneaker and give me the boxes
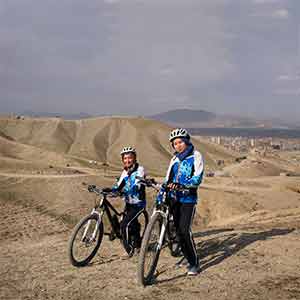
[128,247,135,258]
[187,265,200,276]
[171,243,183,257]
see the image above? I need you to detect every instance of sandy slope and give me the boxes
[1,172,300,300]
[0,116,237,175]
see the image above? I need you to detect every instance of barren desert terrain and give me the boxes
[0,116,300,300]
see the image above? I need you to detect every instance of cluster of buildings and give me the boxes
[206,136,300,154]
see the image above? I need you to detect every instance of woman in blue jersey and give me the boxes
[103,146,146,257]
[156,128,204,275]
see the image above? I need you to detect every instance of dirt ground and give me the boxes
[1,116,300,299]
[1,172,300,300]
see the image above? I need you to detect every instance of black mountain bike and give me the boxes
[68,184,149,267]
[137,178,190,286]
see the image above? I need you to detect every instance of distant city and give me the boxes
[199,135,300,155]
[188,128,300,139]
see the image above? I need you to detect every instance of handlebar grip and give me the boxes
[136,176,158,187]
[88,184,96,192]
[164,183,191,193]
[148,178,157,185]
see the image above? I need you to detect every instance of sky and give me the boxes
[0,0,299,121]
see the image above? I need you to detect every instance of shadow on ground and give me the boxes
[196,228,294,271]
[156,227,294,285]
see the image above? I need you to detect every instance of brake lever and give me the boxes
[164,183,190,193]
[87,184,96,192]
[109,191,122,198]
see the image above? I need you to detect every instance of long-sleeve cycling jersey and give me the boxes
[157,150,204,204]
[112,163,146,208]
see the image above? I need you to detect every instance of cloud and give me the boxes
[149,95,189,105]
[278,75,290,80]
[159,65,175,77]
[103,0,121,4]
[271,9,289,19]
[250,8,289,19]
[0,0,298,120]
[250,0,290,20]
[274,88,300,96]
[253,0,283,4]
[277,74,300,81]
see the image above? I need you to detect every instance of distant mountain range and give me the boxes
[6,109,299,129]
[150,109,217,124]
[149,109,299,129]
[19,111,92,120]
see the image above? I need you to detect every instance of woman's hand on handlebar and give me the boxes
[167,183,183,190]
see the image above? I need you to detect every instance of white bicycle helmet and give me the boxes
[169,128,190,142]
[120,146,136,156]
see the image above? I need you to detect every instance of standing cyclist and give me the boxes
[156,128,204,275]
[103,146,146,257]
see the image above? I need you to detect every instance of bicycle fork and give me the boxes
[82,209,103,242]
[156,210,169,251]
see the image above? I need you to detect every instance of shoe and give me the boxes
[187,265,200,276]
[175,257,190,268]
[128,247,135,258]
[171,243,183,257]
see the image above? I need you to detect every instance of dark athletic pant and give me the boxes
[170,202,198,267]
[120,203,144,254]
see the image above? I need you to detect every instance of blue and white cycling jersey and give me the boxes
[157,150,204,204]
[112,163,146,208]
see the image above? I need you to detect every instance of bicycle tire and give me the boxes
[68,213,104,267]
[137,211,165,286]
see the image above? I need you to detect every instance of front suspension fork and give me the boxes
[82,209,103,242]
[156,210,168,251]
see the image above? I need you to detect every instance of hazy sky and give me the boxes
[0,0,299,120]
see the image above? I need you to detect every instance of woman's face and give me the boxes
[122,153,136,169]
[172,138,188,153]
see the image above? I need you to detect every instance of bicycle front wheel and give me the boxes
[68,213,104,267]
[137,211,165,286]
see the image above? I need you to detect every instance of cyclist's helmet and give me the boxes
[169,128,190,142]
[120,146,136,156]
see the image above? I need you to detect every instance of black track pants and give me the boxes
[171,202,198,267]
[120,204,143,254]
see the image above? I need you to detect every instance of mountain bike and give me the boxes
[68,184,149,267]
[137,178,188,286]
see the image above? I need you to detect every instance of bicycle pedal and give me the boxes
[109,232,116,241]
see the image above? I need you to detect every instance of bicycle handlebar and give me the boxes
[84,176,192,199]
[86,184,122,197]
[136,176,158,188]
[136,176,192,193]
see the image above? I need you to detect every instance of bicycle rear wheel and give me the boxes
[138,209,149,240]
[68,213,104,267]
[167,216,181,257]
[137,211,165,286]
